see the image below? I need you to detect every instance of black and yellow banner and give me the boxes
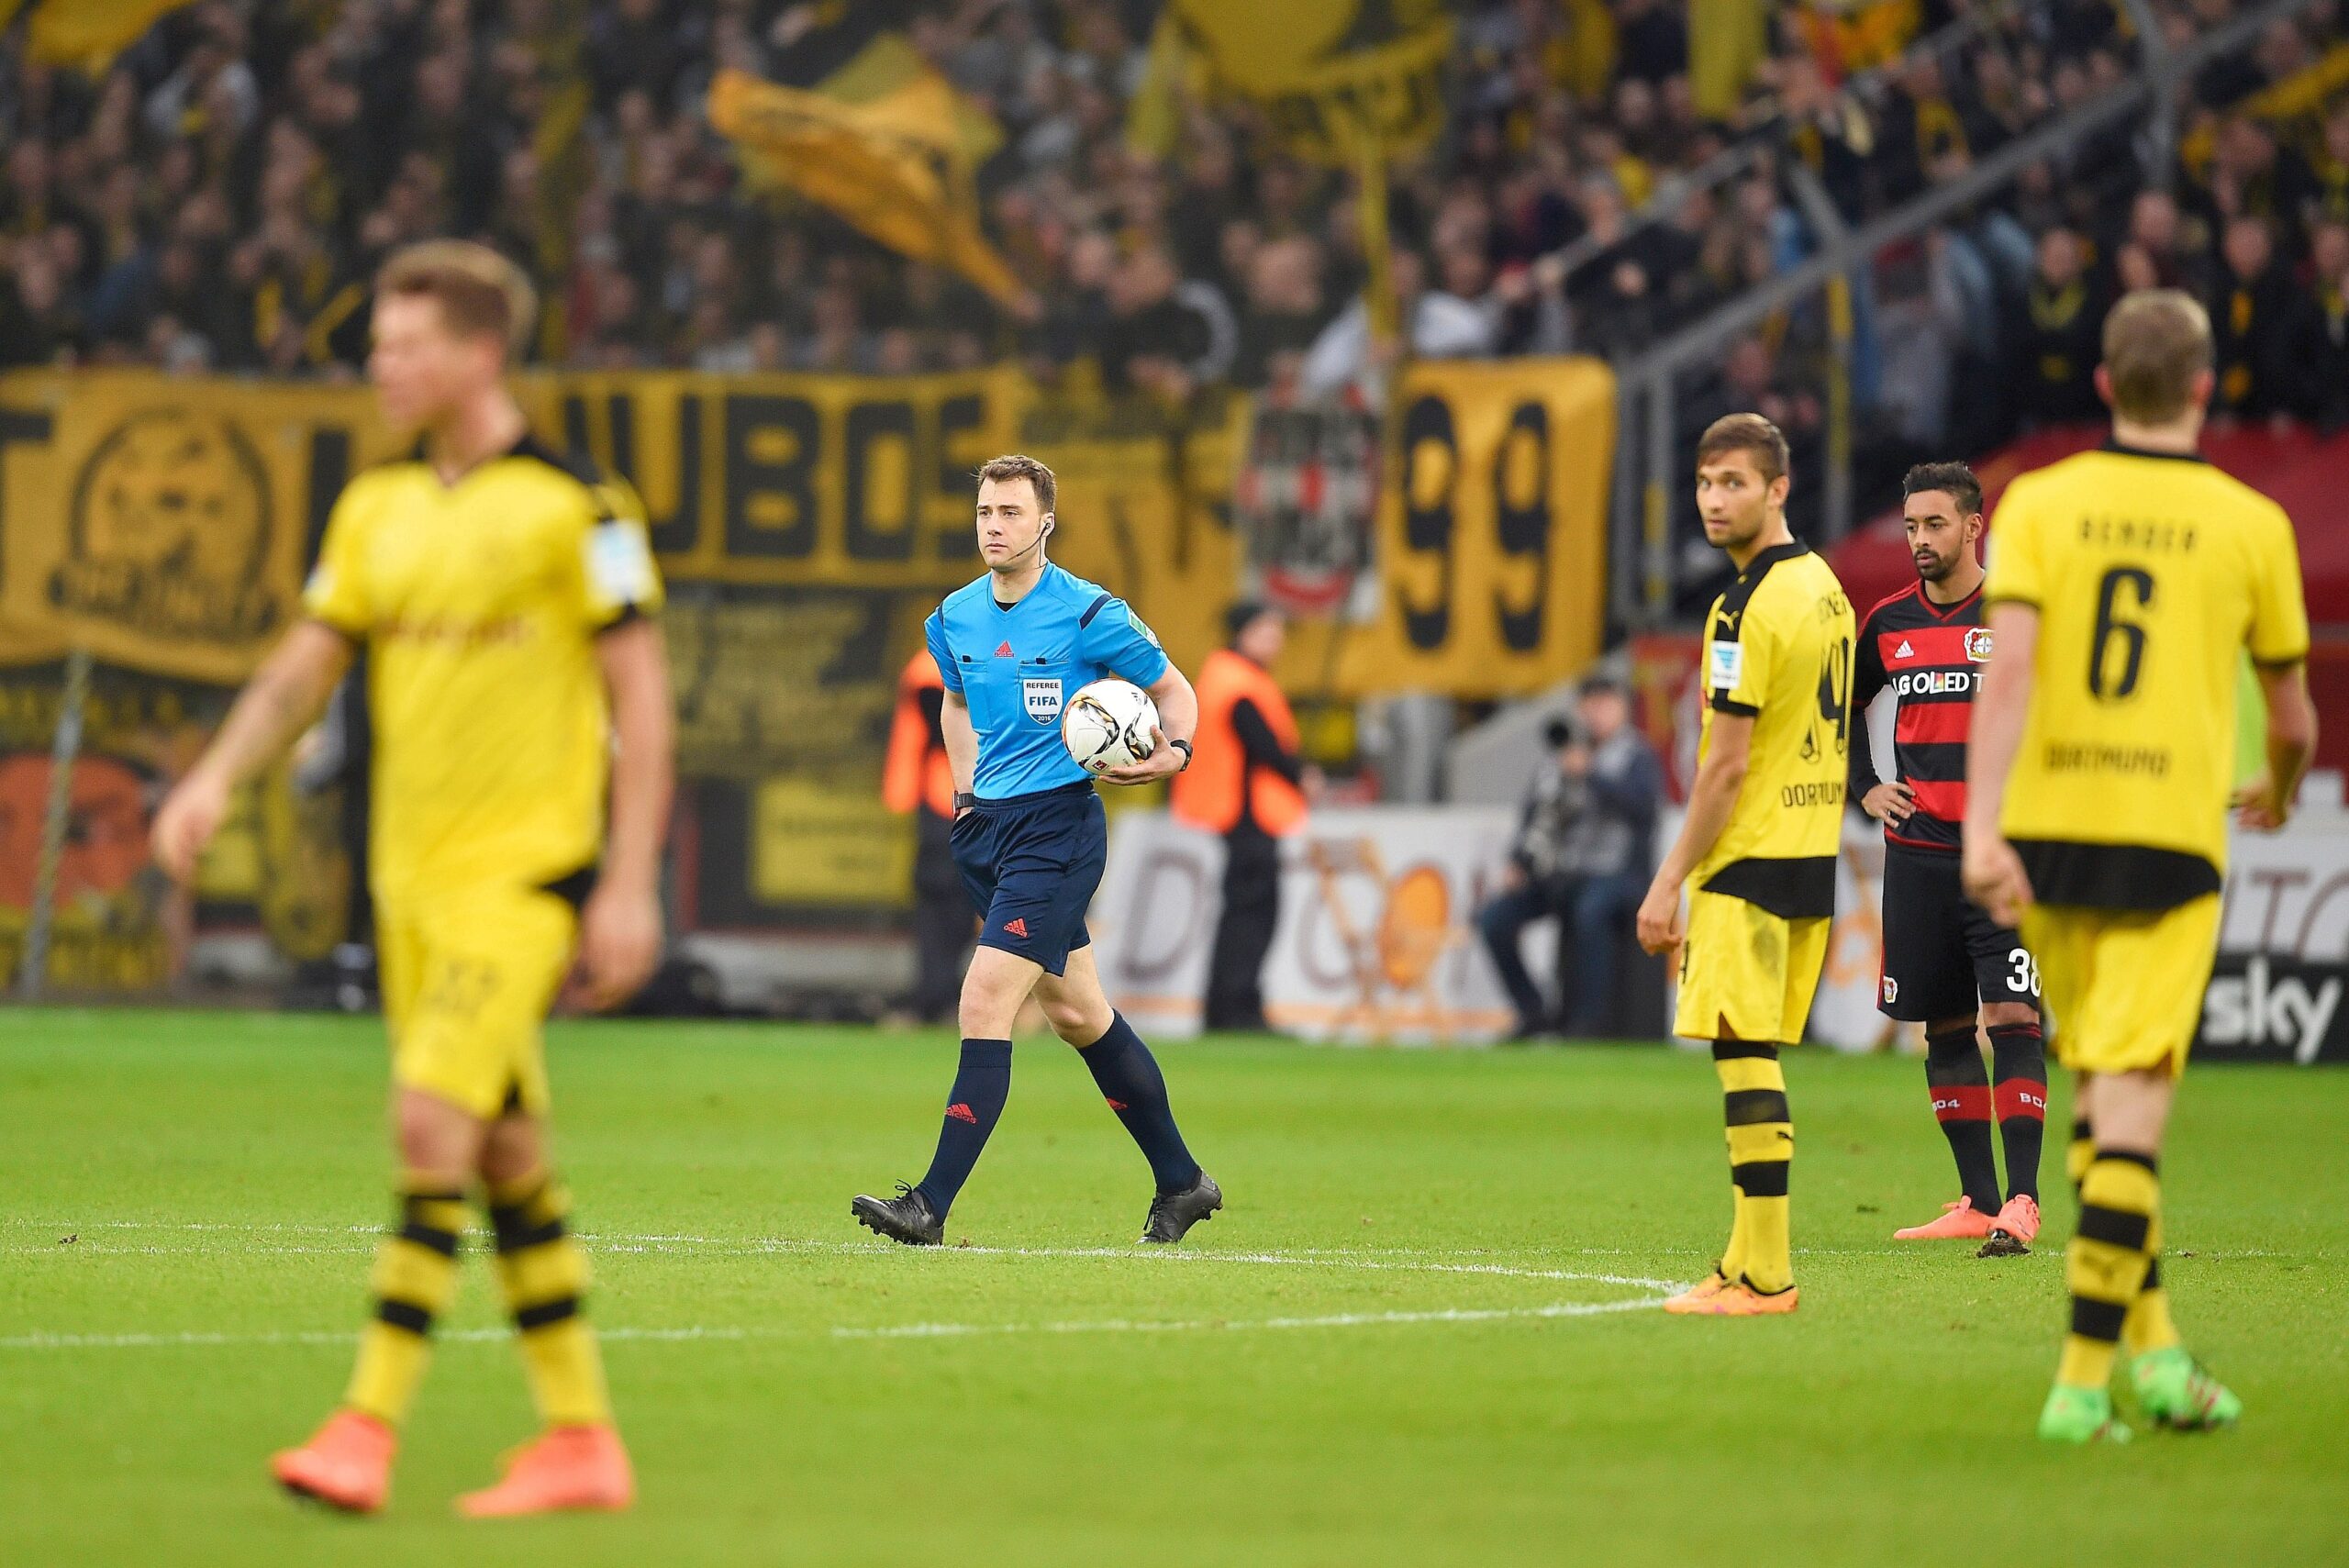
[0,360,1613,939]
[1301,358,1616,695]
[0,361,1612,695]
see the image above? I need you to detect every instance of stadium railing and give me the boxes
[1602,0,2328,628]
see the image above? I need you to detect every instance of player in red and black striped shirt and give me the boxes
[1851,463,2046,1254]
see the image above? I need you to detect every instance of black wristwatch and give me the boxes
[953,791,977,811]
[1168,738,1193,770]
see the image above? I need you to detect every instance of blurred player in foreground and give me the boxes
[1851,463,2046,1251]
[852,455,1222,1247]
[1638,415,1854,1317]
[1965,290,2315,1442]
[153,241,674,1514]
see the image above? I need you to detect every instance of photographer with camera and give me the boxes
[1476,675,1664,1040]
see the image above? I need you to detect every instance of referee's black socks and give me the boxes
[1081,1013,1202,1195]
[914,1038,1013,1219]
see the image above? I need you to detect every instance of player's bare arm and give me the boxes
[1636,709,1753,954]
[1960,603,2039,928]
[2233,661,2318,830]
[577,617,675,1010]
[151,618,354,882]
[1098,663,1198,785]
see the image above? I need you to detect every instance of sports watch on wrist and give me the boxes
[953,791,977,811]
[1168,738,1193,770]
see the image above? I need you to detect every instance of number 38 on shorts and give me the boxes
[1876,842,2042,1023]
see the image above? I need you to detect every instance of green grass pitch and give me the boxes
[1,1010,2343,1568]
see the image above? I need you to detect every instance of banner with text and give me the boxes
[0,363,1616,956]
[1092,805,1529,1044]
[2199,823,2349,1064]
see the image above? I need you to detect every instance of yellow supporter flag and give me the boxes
[707,56,1026,310]
[1168,0,1455,165]
[22,0,196,69]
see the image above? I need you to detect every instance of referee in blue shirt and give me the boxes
[853,455,1222,1246]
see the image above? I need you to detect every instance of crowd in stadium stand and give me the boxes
[1,0,2344,467]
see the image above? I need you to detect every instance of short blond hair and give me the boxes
[2102,289,2211,423]
[375,239,537,357]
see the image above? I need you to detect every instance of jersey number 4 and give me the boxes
[1815,640,1853,756]
[2089,566,2154,700]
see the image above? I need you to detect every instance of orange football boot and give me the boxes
[1662,1273,1735,1314]
[1681,1282,1799,1317]
[455,1424,635,1518]
[271,1409,395,1513]
[1985,1193,2041,1246]
[1893,1196,1996,1240]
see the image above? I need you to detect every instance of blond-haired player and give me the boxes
[1965,290,2316,1442]
[153,240,674,1512]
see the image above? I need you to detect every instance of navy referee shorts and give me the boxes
[949,779,1107,976]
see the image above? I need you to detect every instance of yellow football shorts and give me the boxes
[377,883,580,1119]
[1673,889,1831,1044]
[2021,894,2221,1079]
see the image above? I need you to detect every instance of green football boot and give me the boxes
[2038,1385,2132,1444]
[2130,1346,2243,1431]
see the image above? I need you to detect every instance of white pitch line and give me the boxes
[0,1296,1669,1353]
[2,1227,1681,1291]
[831,1296,1667,1340]
[597,1236,1685,1293]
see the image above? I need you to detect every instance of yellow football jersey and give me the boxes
[1694,541,1857,917]
[1986,443,2309,907]
[303,436,663,900]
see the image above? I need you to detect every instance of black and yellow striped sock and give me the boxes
[344,1182,465,1426]
[1713,1040,1794,1294]
[2122,1244,2183,1357]
[2057,1151,2159,1389]
[487,1171,611,1429]
[2065,1117,2094,1195]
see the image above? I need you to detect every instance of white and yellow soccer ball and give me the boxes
[1061,678,1160,774]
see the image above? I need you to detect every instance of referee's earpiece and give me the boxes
[1010,513,1052,563]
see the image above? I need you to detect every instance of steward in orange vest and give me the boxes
[1171,642,1308,839]
[884,648,967,1021]
[884,649,956,820]
[1172,605,1313,1031]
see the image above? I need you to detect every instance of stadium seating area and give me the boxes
[0,0,2343,472]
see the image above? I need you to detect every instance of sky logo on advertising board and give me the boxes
[2201,955,2342,1064]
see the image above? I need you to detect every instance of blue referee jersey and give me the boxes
[925,563,1169,800]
